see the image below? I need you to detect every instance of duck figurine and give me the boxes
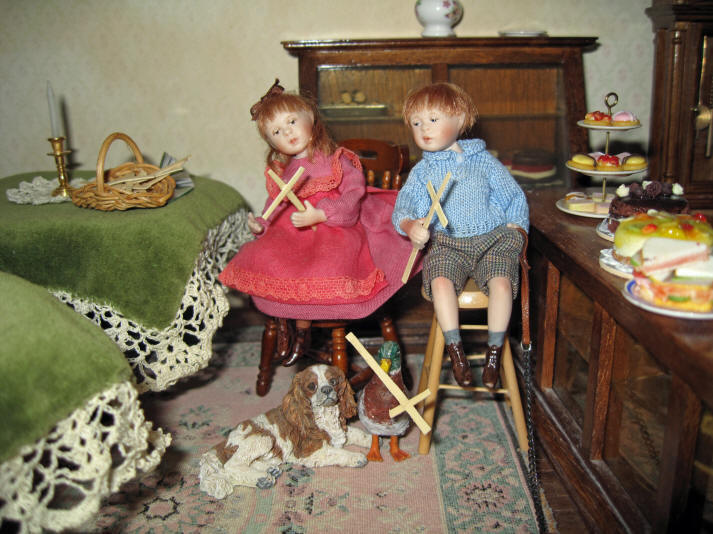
[357,341,410,462]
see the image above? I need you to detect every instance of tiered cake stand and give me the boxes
[565,92,648,203]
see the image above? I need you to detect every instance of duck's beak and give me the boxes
[380,358,392,373]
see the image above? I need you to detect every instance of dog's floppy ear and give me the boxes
[282,368,318,435]
[334,366,357,425]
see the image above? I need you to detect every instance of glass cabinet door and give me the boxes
[317,66,430,161]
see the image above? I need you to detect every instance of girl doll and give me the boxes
[219,80,414,365]
[392,82,529,388]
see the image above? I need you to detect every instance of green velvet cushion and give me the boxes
[0,172,247,329]
[0,271,133,463]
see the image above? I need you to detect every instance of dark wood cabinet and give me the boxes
[283,37,597,190]
[647,0,713,208]
[525,188,713,532]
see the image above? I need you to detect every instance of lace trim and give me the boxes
[52,210,253,393]
[264,148,361,201]
[226,266,386,303]
[0,380,171,533]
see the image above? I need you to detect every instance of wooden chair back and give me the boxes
[339,138,409,190]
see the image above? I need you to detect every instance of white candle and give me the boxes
[47,81,61,138]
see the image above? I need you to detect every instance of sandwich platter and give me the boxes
[622,280,713,320]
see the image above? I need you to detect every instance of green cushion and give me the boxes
[0,271,133,463]
[0,172,247,329]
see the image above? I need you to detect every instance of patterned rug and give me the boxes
[75,327,550,533]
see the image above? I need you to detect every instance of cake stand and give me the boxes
[565,92,648,205]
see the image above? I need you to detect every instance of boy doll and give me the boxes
[392,82,529,388]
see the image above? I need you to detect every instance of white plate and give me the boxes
[596,219,614,241]
[622,280,713,320]
[565,163,648,177]
[576,120,642,131]
[599,248,633,279]
[498,30,548,37]
[555,198,609,219]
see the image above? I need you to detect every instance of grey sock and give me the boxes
[488,331,506,347]
[443,329,461,345]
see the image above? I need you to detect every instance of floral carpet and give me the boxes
[75,329,548,533]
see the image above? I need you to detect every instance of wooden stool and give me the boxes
[416,279,529,454]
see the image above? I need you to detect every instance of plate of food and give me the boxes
[622,279,713,320]
[556,191,613,218]
[599,248,633,278]
[576,120,641,131]
[565,153,647,176]
[596,219,615,241]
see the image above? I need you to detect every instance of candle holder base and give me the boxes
[48,136,74,198]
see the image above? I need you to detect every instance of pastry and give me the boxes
[620,154,647,171]
[563,191,613,214]
[608,181,689,232]
[583,110,612,126]
[613,212,713,261]
[567,153,596,170]
[611,110,640,127]
[596,154,620,170]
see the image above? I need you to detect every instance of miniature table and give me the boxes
[0,171,252,392]
[523,187,713,531]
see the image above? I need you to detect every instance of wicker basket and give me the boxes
[71,132,176,211]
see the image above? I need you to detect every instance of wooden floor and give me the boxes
[224,279,591,533]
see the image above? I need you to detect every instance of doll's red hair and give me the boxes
[251,79,336,171]
[402,82,478,135]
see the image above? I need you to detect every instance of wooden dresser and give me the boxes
[283,37,597,190]
[523,188,713,532]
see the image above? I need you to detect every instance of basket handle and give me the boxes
[95,132,145,194]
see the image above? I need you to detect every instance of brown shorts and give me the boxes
[422,226,525,300]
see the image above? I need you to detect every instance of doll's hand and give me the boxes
[402,218,430,249]
[247,212,264,234]
[291,200,327,228]
[506,223,522,230]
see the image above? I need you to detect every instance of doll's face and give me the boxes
[263,109,313,158]
[408,106,464,153]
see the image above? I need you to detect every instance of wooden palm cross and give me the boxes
[345,332,431,434]
[401,171,452,283]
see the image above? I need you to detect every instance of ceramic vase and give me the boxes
[415,0,464,37]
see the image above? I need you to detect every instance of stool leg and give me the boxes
[417,316,439,400]
[501,340,529,452]
[331,326,348,376]
[257,318,277,397]
[419,319,445,455]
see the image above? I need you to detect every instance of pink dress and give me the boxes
[219,148,418,320]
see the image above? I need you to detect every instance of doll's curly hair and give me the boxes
[251,79,336,170]
[402,82,478,135]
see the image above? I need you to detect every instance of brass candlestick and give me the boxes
[47,136,74,197]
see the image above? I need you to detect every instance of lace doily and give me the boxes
[54,210,253,393]
[5,175,88,205]
[0,380,171,533]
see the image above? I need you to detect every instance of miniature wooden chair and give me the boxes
[415,237,531,454]
[255,139,408,396]
[339,138,408,190]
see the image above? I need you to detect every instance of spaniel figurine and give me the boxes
[199,364,371,499]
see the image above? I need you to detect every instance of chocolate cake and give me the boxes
[607,181,689,232]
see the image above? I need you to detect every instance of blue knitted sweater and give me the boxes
[392,139,529,237]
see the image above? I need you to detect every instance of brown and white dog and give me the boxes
[199,364,371,499]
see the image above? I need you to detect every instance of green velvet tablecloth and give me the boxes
[0,271,132,463]
[0,172,247,329]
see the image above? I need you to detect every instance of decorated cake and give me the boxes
[582,109,640,127]
[608,180,689,232]
[613,212,713,262]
